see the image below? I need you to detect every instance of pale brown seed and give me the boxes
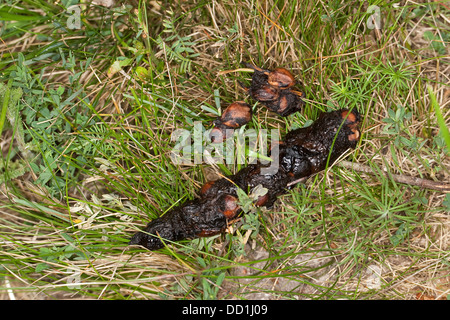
[220,101,252,128]
[250,84,279,101]
[267,67,295,89]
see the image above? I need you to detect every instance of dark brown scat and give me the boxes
[341,109,361,141]
[243,63,305,117]
[200,181,216,197]
[129,109,361,251]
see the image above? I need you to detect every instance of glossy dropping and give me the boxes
[129,109,361,251]
[267,67,296,89]
[243,63,305,117]
[220,101,252,128]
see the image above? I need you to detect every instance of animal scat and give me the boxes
[129,109,361,251]
[241,63,305,117]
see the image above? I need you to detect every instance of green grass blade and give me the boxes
[0,79,13,138]
[0,9,44,21]
[427,85,450,153]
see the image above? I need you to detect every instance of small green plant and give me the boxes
[155,10,200,74]
[390,221,414,247]
[382,105,415,148]
[34,233,86,273]
[227,185,267,256]
[0,81,31,185]
[2,52,104,197]
[443,194,450,211]
[201,272,226,300]
[423,30,448,55]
